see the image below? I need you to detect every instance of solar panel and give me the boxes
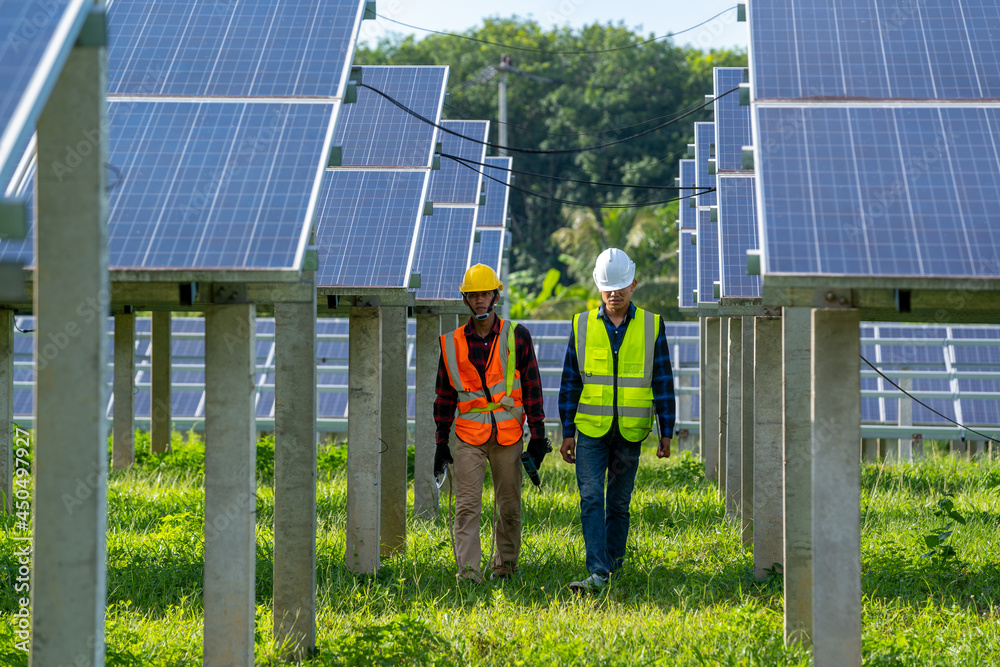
[717,176,761,297]
[470,228,503,273]
[333,66,447,168]
[107,0,366,98]
[756,105,1000,278]
[0,100,337,270]
[411,206,477,300]
[478,156,512,227]
[678,159,697,230]
[678,230,697,309]
[0,0,91,187]
[694,122,717,208]
[314,169,428,288]
[696,207,719,305]
[749,0,1000,101]
[713,68,751,173]
[431,120,489,204]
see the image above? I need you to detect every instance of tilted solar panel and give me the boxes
[431,120,489,205]
[678,230,697,309]
[470,228,503,273]
[678,159,697,230]
[713,68,751,173]
[696,207,719,305]
[717,176,761,298]
[412,206,477,300]
[478,156,512,227]
[694,122,717,208]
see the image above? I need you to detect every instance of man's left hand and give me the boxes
[656,437,671,459]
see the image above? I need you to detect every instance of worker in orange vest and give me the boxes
[434,264,549,582]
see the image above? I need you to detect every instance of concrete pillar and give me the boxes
[741,316,755,546]
[754,317,783,579]
[911,434,925,461]
[203,304,256,666]
[970,440,988,460]
[380,306,408,555]
[726,317,742,519]
[811,308,861,667]
[702,317,720,481]
[346,307,381,573]
[273,297,317,659]
[1,310,12,512]
[718,316,729,498]
[113,312,136,469]
[898,379,913,462]
[31,39,109,666]
[782,306,812,646]
[151,310,172,453]
[413,313,440,518]
[861,438,881,463]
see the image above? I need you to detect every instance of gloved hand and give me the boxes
[433,441,453,478]
[526,437,551,470]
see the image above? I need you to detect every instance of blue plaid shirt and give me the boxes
[558,302,676,441]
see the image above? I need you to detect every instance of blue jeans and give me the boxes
[575,428,642,577]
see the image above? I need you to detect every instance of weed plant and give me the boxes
[2,432,999,665]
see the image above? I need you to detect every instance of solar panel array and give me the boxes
[314,65,447,290]
[430,120,489,205]
[717,176,761,297]
[696,207,719,305]
[410,207,477,300]
[469,156,512,272]
[749,0,1000,282]
[678,230,697,311]
[677,159,697,230]
[694,122,717,208]
[713,68,751,173]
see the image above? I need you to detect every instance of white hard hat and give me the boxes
[593,248,635,291]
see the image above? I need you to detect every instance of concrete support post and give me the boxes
[31,39,109,667]
[783,306,812,646]
[151,310,172,453]
[898,378,913,462]
[970,440,988,460]
[811,308,861,667]
[861,438,881,463]
[203,304,256,667]
[380,306,408,555]
[113,312,136,469]
[718,316,729,498]
[413,313,440,518]
[0,310,12,512]
[726,317,742,519]
[273,297,317,659]
[346,307,381,573]
[753,317,783,579]
[702,318,721,481]
[741,316,755,546]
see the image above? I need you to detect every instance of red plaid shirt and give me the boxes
[434,316,546,446]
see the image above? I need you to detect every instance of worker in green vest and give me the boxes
[558,248,676,592]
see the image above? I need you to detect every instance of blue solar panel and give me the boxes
[717,176,761,298]
[0,0,90,186]
[412,207,476,300]
[749,0,1000,101]
[694,122,716,208]
[333,66,447,167]
[431,120,489,204]
[696,207,719,305]
[678,159,697,230]
[314,169,428,288]
[0,100,336,270]
[756,105,1000,278]
[470,228,503,273]
[478,156,512,227]
[713,68,751,173]
[107,0,365,98]
[678,230,697,309]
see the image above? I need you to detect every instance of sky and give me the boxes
[357,0,749,52]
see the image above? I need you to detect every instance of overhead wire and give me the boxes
[373,7,739,55]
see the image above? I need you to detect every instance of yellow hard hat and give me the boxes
[460,264,503,293]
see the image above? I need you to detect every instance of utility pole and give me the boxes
[498,54,510,156]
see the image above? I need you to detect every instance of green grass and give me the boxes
[2,434,1000,665]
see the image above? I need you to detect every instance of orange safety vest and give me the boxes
[440,319,525,445]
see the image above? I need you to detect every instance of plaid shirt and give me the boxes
[434,316,546,446]
[558,302,676,440]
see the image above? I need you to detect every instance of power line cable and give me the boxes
[860,354,1000,445]
[446,152,712,209]
[456,153,703,190]
[358,83,738,155]
[374,7,739,55]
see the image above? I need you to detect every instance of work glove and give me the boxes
[526,437,552,470]
[433,441,454,478]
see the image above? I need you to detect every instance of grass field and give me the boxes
[2,433,1000,665]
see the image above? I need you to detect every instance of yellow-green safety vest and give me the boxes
[573,307,659,442]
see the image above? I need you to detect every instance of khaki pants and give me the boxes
[452,433,523,578]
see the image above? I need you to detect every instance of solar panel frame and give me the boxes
[431,120,489,205]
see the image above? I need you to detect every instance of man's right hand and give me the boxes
[433,442,453,478]
[560,436,576,464]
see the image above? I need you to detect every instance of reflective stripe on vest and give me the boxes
[573,307,658,441]
[440,319,525,445]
